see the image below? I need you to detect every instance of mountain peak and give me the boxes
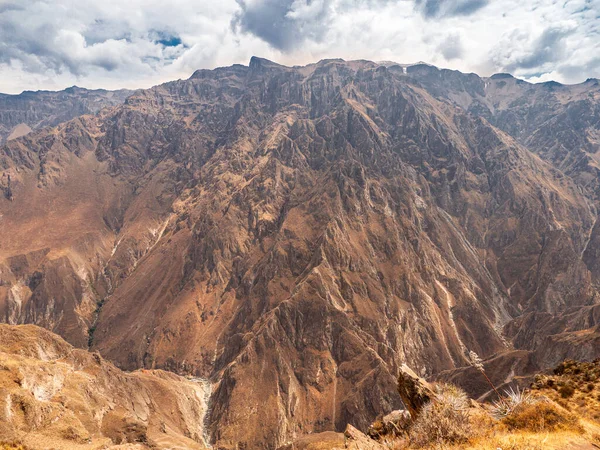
[249,56,287,71]
[490,73,515,80]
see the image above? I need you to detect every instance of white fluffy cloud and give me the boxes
[0,0,599,93]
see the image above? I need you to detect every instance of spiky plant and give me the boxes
[491,386,536,419]
[435,383,470,411]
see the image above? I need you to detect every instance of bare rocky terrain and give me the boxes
[0,324,210,449]
[0,87,132,145]
[0,58,599,449]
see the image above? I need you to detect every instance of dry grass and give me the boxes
[408,383,472,448]
[531,359,600,423]
[463,430,594,450]
[0,442,27,450]
[501,400,582,433]
[381,374,600,450]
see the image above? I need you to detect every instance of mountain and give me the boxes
[0,324,210,449]
[0,86,132,145]
[394,65,600,370]
[0,57,599,449]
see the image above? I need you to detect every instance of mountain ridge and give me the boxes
[5,57,596,101]
[0,87,133,146]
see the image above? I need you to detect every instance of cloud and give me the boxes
[492,25,575,74]
[0,0,599,94]
[232,0,333,50]
[0,0,240,92]
[414,0,489,18]
[437,34,464,60]
[0,2,182,76]
[0,3,24,14]
[559,57,600,81]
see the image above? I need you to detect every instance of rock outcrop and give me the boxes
[396,365,435,419]
[366,409,410,440]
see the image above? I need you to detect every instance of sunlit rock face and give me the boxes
[0,58,599,449]
[0,324,211,449]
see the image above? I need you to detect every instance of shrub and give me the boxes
[61,425,89,443]
[435,383,470,411]
[491,387,535,419]
[409,383,472,447]
[558,384,575,398]
[502,401,581,433]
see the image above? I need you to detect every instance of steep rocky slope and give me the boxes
[0,324,210,449]
[399,65,600,200]
[0,58,599,448]
[0,86,132,145]
[396,64,600,368]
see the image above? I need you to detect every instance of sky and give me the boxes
[0,0,599,94]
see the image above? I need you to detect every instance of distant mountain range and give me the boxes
[0,86,133,145]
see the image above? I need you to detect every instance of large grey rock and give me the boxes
[397,365,436,419]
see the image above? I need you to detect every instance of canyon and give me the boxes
[0,58,599,449]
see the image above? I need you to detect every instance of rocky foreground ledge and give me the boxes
[279,364,600,450]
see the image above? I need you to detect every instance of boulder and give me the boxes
[344,425,387,450]
[367,409,411,439]
[397,365,436,419]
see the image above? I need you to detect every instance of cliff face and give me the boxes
[0,58,599,449]
[0,86,132,145]
[0,324,210,449]
[395,65,600,365]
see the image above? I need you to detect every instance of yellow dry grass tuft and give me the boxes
[0,442,27,450]
[408,383,472,448]
[501,400,583,433]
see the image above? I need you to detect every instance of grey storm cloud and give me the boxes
[0,18,76,74]
[503,27,574,73]
[232,0,396,50]
[84,19,133,46]
[0,3,24,14]
[232,0,333,51]
[437,34,463,60]
[414,0,489,18]
[559,57,600,81]
[0,14,113,75]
